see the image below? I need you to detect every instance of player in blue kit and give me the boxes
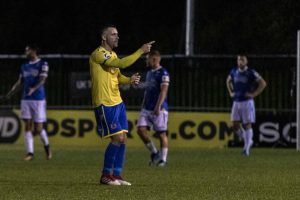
[226,55,267,156]
[1,45,52,161]
[137,50,170,167]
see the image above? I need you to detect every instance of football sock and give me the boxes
[160,147,168,162]
[145,141,158,154]
[245,128,253,154]
[24,131,34,154]
[103,143,119,175]
[40,129,49,146]
[113,143,126,176]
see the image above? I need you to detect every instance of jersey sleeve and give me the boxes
[40,61,49,77]
[118,71,131,85]
[250,69,262,81]
[229,68,235,80]
[160,69,170,86]
[91,48,144,69]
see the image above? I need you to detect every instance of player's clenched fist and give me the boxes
[130,73,141,85]
[140,41,155,53]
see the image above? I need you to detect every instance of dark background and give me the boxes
[0,0,299,54]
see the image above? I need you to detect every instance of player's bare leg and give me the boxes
[243,123,253,156]
[157,132,168,167]
[232,121,247,153]
[34,122,51,160]
[24,119,34,161]
[137,126,159,165]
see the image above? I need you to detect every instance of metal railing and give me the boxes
[0,54,296,112]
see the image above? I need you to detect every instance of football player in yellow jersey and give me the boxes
[90,24,154,186]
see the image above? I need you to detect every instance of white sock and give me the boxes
[145,141,158,154]
[245,128,253,154]
[40,129,49,146]
[160,147,168,162]
[24,131,34,154]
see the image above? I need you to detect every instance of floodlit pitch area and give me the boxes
[0,144,299,200]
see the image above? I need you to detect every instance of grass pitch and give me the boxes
[0,144,299,200]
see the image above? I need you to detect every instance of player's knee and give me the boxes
[137,127,146,135]
[158,132,167,140]
[25,125,32,132]
[243,123,252,130]
[232,123,240,132]
[32,130,41,136]
[24,120,32,131]
[233,126,239,132]
[33,127,43,136]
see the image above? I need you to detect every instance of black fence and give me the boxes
[0,55,296,112]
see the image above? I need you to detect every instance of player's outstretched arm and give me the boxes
[226,75,234,98]
[93,41,155,69]
[2,76,22,100]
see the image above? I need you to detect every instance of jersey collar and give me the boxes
[151,66,162,72]
[238,66,248,72]
[29,58,41,64]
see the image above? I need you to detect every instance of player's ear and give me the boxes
[102,34,106,41]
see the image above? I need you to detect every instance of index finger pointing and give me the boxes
[147,41,155,45]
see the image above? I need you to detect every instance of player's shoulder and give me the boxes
[38,59,49,66]
[92,46,113,60]
[246,67,259,75]
[230,67,237,74]
[247,67,257,73]
[159,66,169,76]
[247,67,261,79]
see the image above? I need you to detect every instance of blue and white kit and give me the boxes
[137,66,170,132]
[20,59,49,122]
[229,66,261,124]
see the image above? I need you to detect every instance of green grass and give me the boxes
[0,144,300,200]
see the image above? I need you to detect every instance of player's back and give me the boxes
[89,47,122,107]
[21,59,48,101]
[143,66,169,111]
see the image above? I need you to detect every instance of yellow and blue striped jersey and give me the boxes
[89,46,143,107]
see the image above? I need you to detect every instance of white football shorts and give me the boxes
[137,109,168,132]
[21,100,47,123]
[231,99,255,124]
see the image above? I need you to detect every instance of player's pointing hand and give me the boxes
[140,41,155,54]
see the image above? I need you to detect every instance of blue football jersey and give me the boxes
[20,59,49,100]
[229,67,261,102]
[143,67,170,111]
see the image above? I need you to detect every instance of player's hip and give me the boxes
[20,100,47,122]
[21,99,47,105]
[232,99,255,108]
[94,102,128,138]
[92,93,123,107]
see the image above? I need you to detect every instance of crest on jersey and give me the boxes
[110,123,117,129]
[104,53,111,60]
